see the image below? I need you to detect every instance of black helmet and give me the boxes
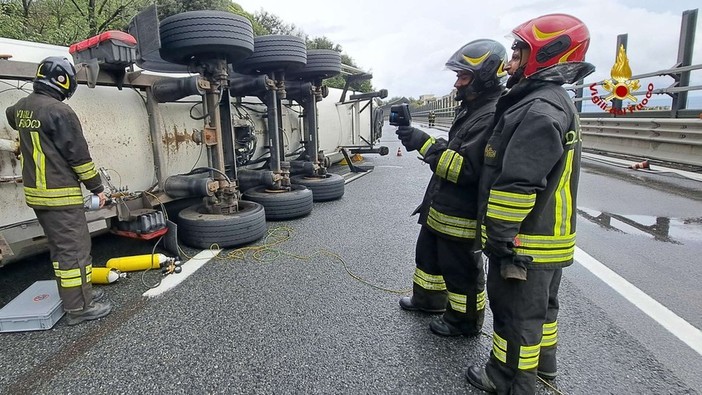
[35,56,78,99]
[445,39,507,94]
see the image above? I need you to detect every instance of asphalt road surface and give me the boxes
[1,124,700,394]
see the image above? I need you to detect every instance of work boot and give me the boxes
[465,365,497,393]
[399,296,445,314]
[429,316,480,337]
[537,370,557,381]
[65,302,112,326]
[91,288,105,303]
[501,262,527,281]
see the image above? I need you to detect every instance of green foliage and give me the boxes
[0,0,374,93]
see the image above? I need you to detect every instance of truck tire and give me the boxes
[234,35,307,75]
[242,185,313,220]
[372,107,384,142]
[290,173,344,201]
[177,200,266,248]
[287,49,341,81]
[159,11,254,65]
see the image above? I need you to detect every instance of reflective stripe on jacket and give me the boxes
[416,88,503,241]
[479,80,581,268]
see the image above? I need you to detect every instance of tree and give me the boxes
[306,35,372,93]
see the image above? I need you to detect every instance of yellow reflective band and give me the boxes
[60,277,83,288]
[55,267,82,279]
[543,321,558,333]
[476,290,486,311]
[25,195,84,207]
[52,261,59,269]
[419,137,436,156]
[72,161,98,181]
[448,291,467,313]
[488,196,535,208]
[554,149,575,235]
[516,233,576,248]
[24,185,83,206]
[541,332,558,347]
[436,150,454,180]
[493,344,507,363]
[519,343,540,370]
[24,186,83,197]
[446,151,463,183]
[487,204,531,222]
[413,268,446,291]
[30,131,46,188]
[514,247,575,263]
[490,190,536,204]
[492,332,508,363]
[426,207,477,239]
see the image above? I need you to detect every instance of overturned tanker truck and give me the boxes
[0,6,388,266]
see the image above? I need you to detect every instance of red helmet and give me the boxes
[511,13,590,77]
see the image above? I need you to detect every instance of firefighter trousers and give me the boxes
[412,226,485,333]
[34,208,95,311]
[484,256,562,395]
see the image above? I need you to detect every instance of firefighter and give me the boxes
[465,14,595,394]
[427,110,436,127]
[5,56,112,326]
[396,39,507,337]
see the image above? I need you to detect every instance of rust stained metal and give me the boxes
[162,125,197,153]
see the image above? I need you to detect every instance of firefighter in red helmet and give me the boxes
[465,14,595,394]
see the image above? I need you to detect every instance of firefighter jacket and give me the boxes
[415,88,503,242]
[6,87,103,209]
[479,68,588,269]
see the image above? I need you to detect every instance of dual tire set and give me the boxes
[160,11,345,249]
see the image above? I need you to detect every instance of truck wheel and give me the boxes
[287,49,341,81]
[159,11,254,65]
[242,185,313,220]
[177,200,266,248]
[234,35,307,75]
[290,173,344,202]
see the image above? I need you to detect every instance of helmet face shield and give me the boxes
[35,56,78,99]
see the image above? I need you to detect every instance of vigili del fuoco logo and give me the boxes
[589,45,655,115]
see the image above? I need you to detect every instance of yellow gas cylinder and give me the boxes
[106,254,171,272]
[92,267,126,284]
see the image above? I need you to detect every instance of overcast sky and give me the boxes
[235,0,701,100]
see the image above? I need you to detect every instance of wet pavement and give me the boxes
[0,124,700,394]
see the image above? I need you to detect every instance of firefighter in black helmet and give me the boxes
[396,39,507,337]
[5,56,112,326]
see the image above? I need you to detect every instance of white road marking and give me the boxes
[575,247,702,356]
[142,249,221,298]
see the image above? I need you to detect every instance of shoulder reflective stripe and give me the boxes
[477,290,486,310]
[448,291,467,313]
[554,149,576,235]
[30,131,46,188]
[419,136,436,156]
[426,208,477,239]
[413,268,446,291]
[519,343,540,370]
[72,161,99,181]
[492,332,508,363]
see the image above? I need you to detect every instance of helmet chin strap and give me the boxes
[506,66,525,88]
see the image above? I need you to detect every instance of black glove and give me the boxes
[396,126,430,153]
[485,238,531,281]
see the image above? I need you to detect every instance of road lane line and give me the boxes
[575,247,702,356]
[142,249,221,298]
